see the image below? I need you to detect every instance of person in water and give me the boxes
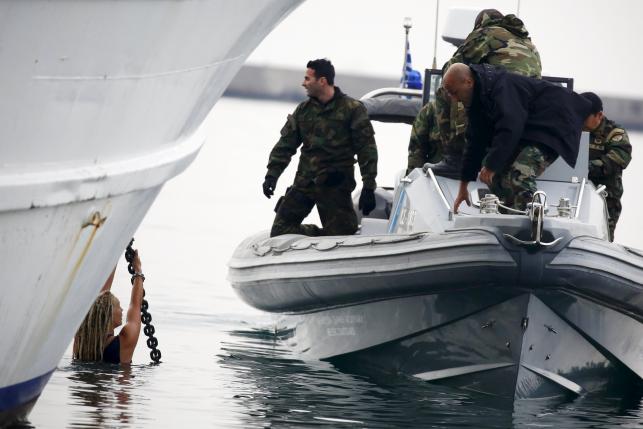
[73,249,145,364]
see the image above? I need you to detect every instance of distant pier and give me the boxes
[225,65,643,131]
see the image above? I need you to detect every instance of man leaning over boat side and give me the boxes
[262,58,378,237]
[581,92,632,242]
[406,9,542,175]
[443,63,593,213]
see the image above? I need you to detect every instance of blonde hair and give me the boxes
[73,291,115,361]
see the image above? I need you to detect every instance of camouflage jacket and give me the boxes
[266,88,378,189]
[588,117,632,199]
[443,13,542,78]
[406,102,442,174]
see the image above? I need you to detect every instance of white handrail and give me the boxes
[361,87,422,100]
[574,178,586,219]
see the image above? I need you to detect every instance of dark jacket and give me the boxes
[461,64,592,181]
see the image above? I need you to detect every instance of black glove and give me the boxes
[358,188,376,216]
[262,176,277,199]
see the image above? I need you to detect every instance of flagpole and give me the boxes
[401,17,412,88]
[432,0,440,69]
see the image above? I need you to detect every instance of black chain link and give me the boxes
[125,238,162,363]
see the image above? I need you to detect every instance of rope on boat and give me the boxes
[252,232,426,257]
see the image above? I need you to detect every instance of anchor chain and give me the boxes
[125,238,162,363]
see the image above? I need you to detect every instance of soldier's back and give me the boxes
[479,16,541,77]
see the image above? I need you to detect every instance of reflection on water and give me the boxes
[25,319,643,428]
[218,328,643,429]
[63,363,156,428]
[15,362,156,429]
[219,328,512,428]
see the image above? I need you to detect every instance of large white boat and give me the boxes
[0,0,303,425]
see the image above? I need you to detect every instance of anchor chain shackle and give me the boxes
[125,238,162,363]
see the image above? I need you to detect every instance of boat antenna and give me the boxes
[516,0,521,17]
[400,17,412,88]
[125,238,162,363]
[432,0,440,69]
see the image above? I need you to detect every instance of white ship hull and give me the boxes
[0,0,303,424]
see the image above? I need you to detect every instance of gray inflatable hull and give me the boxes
[229,227,643,315]
[228,226,643,399]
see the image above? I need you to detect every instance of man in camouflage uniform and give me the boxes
[406,101,442,174]
[262,59,378,237]
[581,92,632,241]
[432,9,542,164]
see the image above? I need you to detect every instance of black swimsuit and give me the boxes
[102,336,120,364]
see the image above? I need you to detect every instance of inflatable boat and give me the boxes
[228,73,643,400]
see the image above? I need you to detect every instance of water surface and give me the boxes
[26,97,643,428]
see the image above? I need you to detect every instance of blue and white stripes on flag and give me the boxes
[401,40,422,90]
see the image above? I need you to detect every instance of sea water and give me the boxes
[24,97,643,428]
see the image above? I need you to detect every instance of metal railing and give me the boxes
[361,87,422,100]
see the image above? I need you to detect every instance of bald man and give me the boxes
[443,63,593,213]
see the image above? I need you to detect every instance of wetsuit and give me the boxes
[103,336,120,364]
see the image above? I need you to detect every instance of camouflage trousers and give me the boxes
[435,87,468,157]
[270,179,358,237]
[604,196,621,242]
[589,176,623,242]
[490,143,558,211]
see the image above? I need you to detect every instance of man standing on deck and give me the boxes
[443,63,593,213]
[262,59,378,237]
[407,9,542,175]
[581,92,632,242]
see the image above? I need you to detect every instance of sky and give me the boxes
[248,0,643,98]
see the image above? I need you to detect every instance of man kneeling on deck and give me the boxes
[262,59,378,237]
[443,63,593,213]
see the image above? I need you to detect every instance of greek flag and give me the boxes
[401,39,422,90]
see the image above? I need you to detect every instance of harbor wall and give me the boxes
[224,65,643,131]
